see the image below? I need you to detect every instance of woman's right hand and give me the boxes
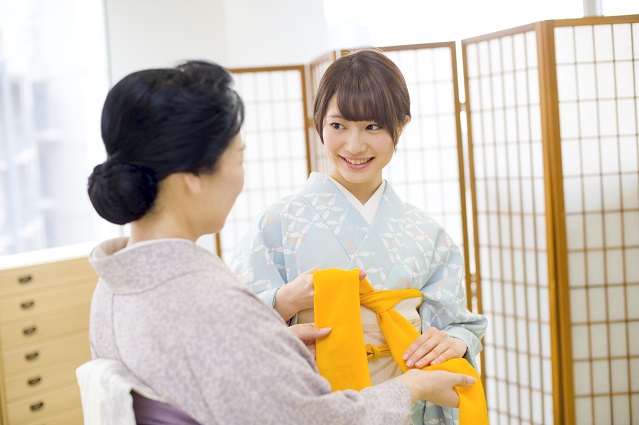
[274,267,317,321]
[275,268,368,322]
[395,368,475,407]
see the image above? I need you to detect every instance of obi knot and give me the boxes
[365,343,392,360]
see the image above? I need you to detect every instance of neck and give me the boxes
[329,172,383,204]
[127,207,199,246]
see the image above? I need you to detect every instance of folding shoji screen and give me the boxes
[551,16,639,425]
[307,52,335,174]
[464,14,639,425]
[215,66,310,261]
[464,24,554,425]
[381,44,471,296]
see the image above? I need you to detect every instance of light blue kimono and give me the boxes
[230,172,487,425]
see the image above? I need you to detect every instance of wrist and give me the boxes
[451,337,468,358]
[274,284,297,322]
[395,369,424,404]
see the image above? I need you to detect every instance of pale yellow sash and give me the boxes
[313,268,489,425]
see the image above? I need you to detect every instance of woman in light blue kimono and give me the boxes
[231,49,487,425]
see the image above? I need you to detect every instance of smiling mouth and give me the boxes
[343,157,373,165]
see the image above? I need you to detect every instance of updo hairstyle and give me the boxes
[88,60,244,225]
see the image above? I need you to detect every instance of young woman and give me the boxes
[231,49,487,425]
[87,60,475,424]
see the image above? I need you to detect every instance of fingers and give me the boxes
[403,328,453,367]
[422,346,456,367]
[398,369,468,407]
[303,267,319,275]
[358,270,367,280]
[427,337,467,366]
[403,328,444,366]
[312,327,332,338]
[455,374,476,387]
[295,323,331,340]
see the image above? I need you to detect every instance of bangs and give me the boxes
[313,49,411,145]
[334,78,395,131]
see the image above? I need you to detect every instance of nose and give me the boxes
[344,130,366,154]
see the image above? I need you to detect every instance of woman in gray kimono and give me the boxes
[87,60,475,424]
[231,49,488,425]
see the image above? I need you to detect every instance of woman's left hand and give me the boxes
[402,327,467,368]
[289,323,331,358]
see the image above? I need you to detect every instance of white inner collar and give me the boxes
[328,176,385,225]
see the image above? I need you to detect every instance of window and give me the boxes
[0,0,115,255]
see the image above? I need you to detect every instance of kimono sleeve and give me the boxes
[418,225,488,369]
[229,205,289,307]
[188,285,412,425]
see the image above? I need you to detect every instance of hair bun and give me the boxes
[88,160,158,225]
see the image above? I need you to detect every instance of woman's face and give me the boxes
[200,133,245,234]
[322,96,395,192]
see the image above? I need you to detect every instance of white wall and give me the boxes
[105,0,229,83]
[223,0,328,68]
[104,0,330,83]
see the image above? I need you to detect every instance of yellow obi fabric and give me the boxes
[312,268,489,425]
[298,295,421,385]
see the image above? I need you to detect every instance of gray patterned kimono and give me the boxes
[231,172,488,425]
[89,237,411,425]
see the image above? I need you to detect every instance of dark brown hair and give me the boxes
[88,60,244,225]
[313,48,411,145]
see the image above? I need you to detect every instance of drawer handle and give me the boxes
[21,300,35,310]
[25,351,39,361]
[30,401,44,411]
[18,274,33,284]
[27,376,42,386]
[23,326,38,336]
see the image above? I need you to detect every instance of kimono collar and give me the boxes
[327,175,386,225]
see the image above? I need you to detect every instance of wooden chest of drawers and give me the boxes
[0,246,97,425]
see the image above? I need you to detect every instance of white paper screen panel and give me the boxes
[217,68,308,261]
[308,55,334,175]
[383,46,466,253]
[465,29,554,425]
[555,22,639,425]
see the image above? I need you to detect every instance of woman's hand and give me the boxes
[395,368,475,406]
[275,268,367,322]
[403,327,467,368]
[289,323,331,358]
[274,267,317,321]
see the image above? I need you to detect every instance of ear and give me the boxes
[395,115,411,143]
[398,115,411,135]
[180,172,203,194]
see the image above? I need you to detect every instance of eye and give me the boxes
[366,123,381,131]
[329,122,344,129]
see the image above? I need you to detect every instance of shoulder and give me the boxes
[257,186,319,223]
[169,261,279,321]
[262,194,297,216]
[403,202,442,227]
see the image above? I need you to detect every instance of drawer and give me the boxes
[5,356,90,402]
[21,408,83,425]
[0,307,90,349]
[7,382,81,425]
[0,257,96,297]
[3,332,90,375]
[0,280,96,324]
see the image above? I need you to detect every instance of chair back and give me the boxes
[76,359,199,425]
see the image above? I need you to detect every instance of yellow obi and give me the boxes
[298,296,421,385]
[311,268,489,425]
